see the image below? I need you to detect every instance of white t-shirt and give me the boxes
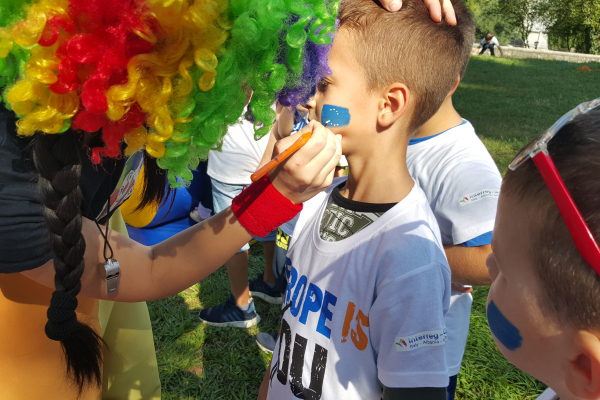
[406,119,502,376]
[207,119,270,185]
[480,36,500,46]
[267,178,451,400]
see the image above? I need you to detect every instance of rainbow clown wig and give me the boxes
[0,0,336,186]
[0,0,336,392]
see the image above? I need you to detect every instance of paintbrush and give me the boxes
[251,121,330,182]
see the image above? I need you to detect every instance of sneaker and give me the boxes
[199,294,261,328]
[256,332,278,354]
[249,275,283,304]
[190,203,212,223]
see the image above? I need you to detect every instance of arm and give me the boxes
[257,121,280,170]
[382,386,446,400]
[277,106,296,139]
[379,0,456,26]
[444,244,493,287]
[23,121,342,302]
[497,45,503,57]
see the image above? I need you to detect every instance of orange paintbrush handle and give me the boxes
[251,131,313,182]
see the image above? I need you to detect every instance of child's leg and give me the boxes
[226,250,250,307]
[262,241,276,284]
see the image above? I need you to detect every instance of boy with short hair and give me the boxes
[486,101,600,400]
[259,0,475,398]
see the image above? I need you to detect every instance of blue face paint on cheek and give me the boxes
[321,104,351,127]
[487,300,523,351]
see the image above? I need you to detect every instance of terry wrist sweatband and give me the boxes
[232,174,303,237]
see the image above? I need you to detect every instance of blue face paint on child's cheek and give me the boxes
[321,104,351,127]
[487,300,523,351]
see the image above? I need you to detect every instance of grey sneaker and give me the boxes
[256,332,278,354]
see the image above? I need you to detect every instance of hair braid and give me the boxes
[33,132,104,394]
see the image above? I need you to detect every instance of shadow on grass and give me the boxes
[148,242,282,399]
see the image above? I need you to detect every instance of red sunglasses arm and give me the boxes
[532,152,600,275]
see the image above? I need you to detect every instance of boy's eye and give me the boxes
[317,78,329,92]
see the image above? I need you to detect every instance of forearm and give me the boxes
[23,207,253,302]
[258,122,281,170]
[444,244,492,286]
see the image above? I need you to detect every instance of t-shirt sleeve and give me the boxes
[434,160,501,245]
[492,37,500,46]
[370,263,450,389]
[0,110,53,272]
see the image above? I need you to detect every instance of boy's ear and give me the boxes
[448,76,461,97]
[565,330,600,399]
[377,83,410,128]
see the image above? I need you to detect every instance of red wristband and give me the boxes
[232,174,303,237]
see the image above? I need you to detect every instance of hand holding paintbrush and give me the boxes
[255,121,342,205]
[251,120,332,182]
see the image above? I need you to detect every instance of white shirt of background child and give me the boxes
[207,119,271,185]
[406,119,502,376]
[480,36,500,46]
[267,178,451,400]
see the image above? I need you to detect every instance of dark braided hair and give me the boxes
[33,132,104,394]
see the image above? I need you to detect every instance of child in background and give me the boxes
[486,100,600,400]
[476,32,503,57]
[407,83,501,397]
[259,0,475,398]
[197,112,281,328]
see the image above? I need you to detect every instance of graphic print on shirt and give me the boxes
[96,151,144,220]
[319,196,385,242]
[271,258,371,399]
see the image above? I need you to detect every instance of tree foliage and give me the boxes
[541,0,600,54]
[496,0,546,47]
[465,0,517,44]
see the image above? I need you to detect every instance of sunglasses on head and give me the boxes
[509,98,600,275]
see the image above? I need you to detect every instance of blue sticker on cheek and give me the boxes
[487,301,523,351]
[321,104,351,127]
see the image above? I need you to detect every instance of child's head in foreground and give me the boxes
[487,108,600,399]
[314,0,475,156]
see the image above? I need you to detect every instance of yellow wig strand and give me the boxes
[1,0,77,135]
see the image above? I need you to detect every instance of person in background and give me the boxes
[197,107,280,328]
[477,32,503,56]
[407,82,500,399]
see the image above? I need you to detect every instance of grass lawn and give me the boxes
[147,56,600,399]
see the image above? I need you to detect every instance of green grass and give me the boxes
[147,56,600,399]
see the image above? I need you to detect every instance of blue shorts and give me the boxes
[211,178,277,253]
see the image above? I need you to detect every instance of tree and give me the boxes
[496,0,546,47]
[465,0,517,44]
[541,0,600,54]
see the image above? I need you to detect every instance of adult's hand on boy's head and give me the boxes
[269,120,342,205]
[380,0,457,26]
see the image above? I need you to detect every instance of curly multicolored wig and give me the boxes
[0,0,337,184]
[0,0,338,392]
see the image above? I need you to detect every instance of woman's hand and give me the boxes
[269,120,342,205]
[380,0,457,26]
